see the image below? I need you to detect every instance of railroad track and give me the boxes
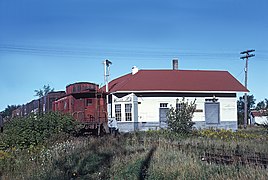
[136,139,268,168]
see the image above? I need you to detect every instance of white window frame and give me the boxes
[115,104,122,121]
[125,103,132,121]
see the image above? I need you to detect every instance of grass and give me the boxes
[148,143,268,180]
[1,127,268,179]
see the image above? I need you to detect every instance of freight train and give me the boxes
[12,82,108,135]
[12,91,66,117]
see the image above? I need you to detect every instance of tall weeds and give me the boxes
[1,128,268,179]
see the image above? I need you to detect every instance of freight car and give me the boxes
[12,91,66,118]
[39,91,66,114]
[53,82,109,135]
[11,82,109,136]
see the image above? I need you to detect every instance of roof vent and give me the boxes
[132,66,139,75]
[172,58,178,70]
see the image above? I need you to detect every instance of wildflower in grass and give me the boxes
[0,150,10,160]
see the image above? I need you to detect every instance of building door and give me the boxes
[159,103,169,128]
[159,108,169,128]
[205,102,220,124]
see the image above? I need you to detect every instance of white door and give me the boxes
[205,102,220,124]
[159,108,169,128]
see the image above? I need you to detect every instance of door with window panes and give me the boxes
[159,103,169,128]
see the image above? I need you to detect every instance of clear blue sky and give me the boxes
[0,0,267,111]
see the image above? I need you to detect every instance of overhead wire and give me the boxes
[0,43,267,61]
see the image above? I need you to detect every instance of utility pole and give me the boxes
[240,49,255,129]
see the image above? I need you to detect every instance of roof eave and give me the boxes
[110,90,249,94]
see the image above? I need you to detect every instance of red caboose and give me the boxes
[53,82,108,135]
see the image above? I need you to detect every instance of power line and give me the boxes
[0,45,254,59]
[240,49,255,129]
[0,44,246,55]
[1,44,267,63]
[235,69,244,79]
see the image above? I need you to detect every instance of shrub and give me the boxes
[0,112,76,149]
[166,98,196,134]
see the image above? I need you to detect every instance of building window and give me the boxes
[160,103,168,108]
[86,99,92,106]
[176,103,180,110]
[176,103,185,110]
[125,104,132,121]
[115,104,121,121]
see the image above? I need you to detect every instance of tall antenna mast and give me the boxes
[103,59,112,117]
[104,59,112,92]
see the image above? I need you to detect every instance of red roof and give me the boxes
[107,70,248,93]
[251,110,267,117]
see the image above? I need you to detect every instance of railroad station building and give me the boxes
[107,60,248,132]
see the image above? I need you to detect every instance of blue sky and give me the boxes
[0,0,267,111]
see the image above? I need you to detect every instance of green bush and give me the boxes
[166,98,196,134]
[0,112,76,149]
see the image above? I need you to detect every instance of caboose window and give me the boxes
[77,85,81,92]
[125,104,132,121]
[86,99,92,106]
[64,101,67,110]
[115,104,121,121]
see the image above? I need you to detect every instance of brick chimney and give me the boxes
[172,59,178,70]
[132,66,139,75]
